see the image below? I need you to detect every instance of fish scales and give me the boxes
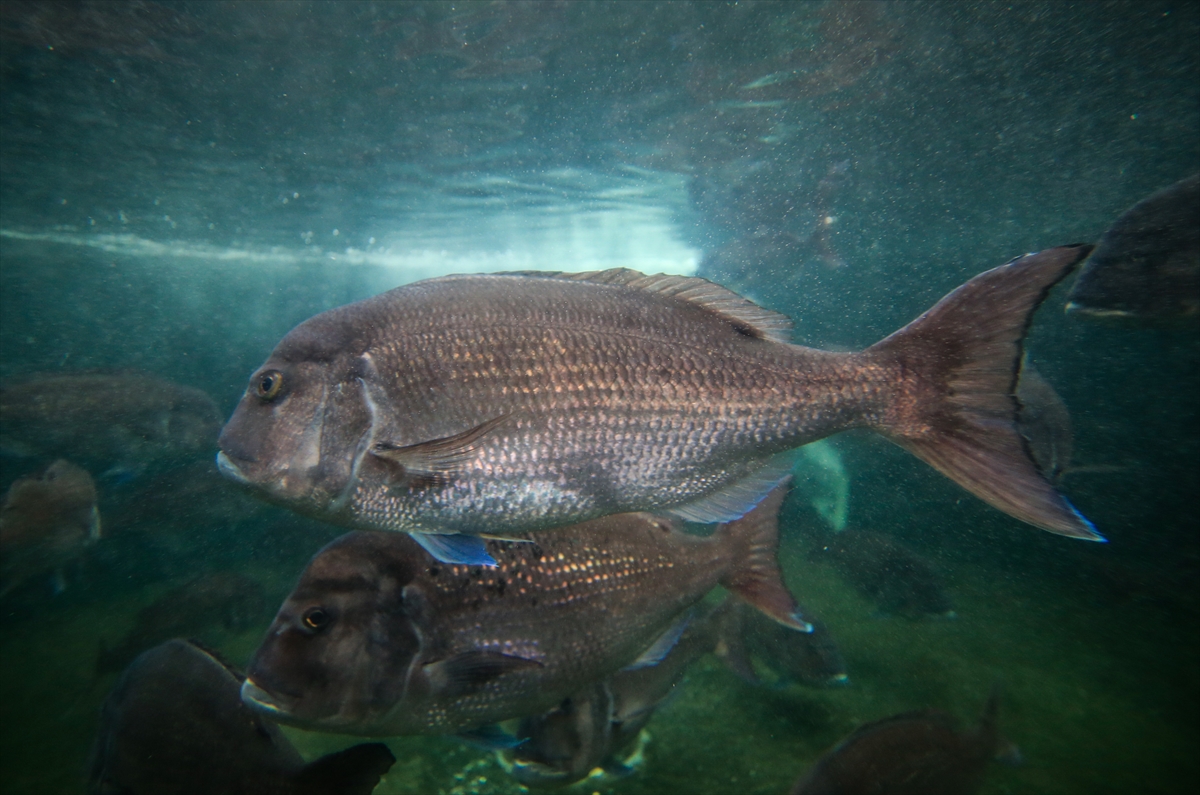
[219,249,1102,559]
[225,275,884,534]
[240,486,806,737]
[399,522,722,734]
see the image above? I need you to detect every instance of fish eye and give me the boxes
[302,607,331,631]
[254,370,284,400]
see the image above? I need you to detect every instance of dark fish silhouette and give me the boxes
[1067,173,1200,321]
[217,246,1100,566]
[240,486,806,737]
[717,599,848,687]
[0,459,101,597]
[0,371,221,476]
[506,598,731,788]
[809,530,954,619]
[96,571,269,676]
[790,690,1006,795]
[86,639,395,795]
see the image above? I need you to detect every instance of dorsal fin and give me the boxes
[493,269,793,343]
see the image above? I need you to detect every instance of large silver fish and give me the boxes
[218,246,1099,564]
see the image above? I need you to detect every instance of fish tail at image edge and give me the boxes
[863,244,1104,540]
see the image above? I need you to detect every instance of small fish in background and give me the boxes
[1016,362,1073,483]
[809,530,955,619]
[216,246,1103,567]
[87,638,395,795]
[503,598,731,788]
[101,460,267,538]
[0,371,221,477]
[1067,173,1200,322]
[240,484,808,738]
[95,571,269,676]
[0,459,101,598]
[790,689,1013,795]
[794,439,850,532]
[716,599,849,688]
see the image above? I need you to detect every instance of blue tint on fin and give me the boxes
[623,610,691,671]
[789,611,814,633]
[1067,500,1106,542]
[666,453,795,524]
[456,723,526,750]
[412,533,497,566]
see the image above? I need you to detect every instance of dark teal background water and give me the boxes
[1,2,1197,793]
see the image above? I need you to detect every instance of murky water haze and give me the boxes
[1,2,1197,793]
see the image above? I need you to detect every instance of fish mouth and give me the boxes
[240,678,296,717]
[216,451,251,485]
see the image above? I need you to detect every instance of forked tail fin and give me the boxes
[866,245,1103,540]
[717,478,812,631]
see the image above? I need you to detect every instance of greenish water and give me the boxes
[2,505,1195,794]
[2,2,1197,793]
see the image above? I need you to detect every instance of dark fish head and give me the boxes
[242,532,427,732]
[1066,173,1200,322]
[217,314,372,516]
[87,639,307,794]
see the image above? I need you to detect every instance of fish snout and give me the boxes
[240,677,297,717]
[215,451,251,485]
[216,449,324,506]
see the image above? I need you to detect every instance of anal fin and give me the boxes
[666,453,796,524]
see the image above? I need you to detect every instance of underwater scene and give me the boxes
[1,2,1197,793]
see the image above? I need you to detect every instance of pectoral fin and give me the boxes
[370,414,510,488]
[622,610,691,672]
[411,532,498,567]
[425,650,543,698]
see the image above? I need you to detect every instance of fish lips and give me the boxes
[240,678,297,719]
[239,677,346,729]
[215,451,251,484]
